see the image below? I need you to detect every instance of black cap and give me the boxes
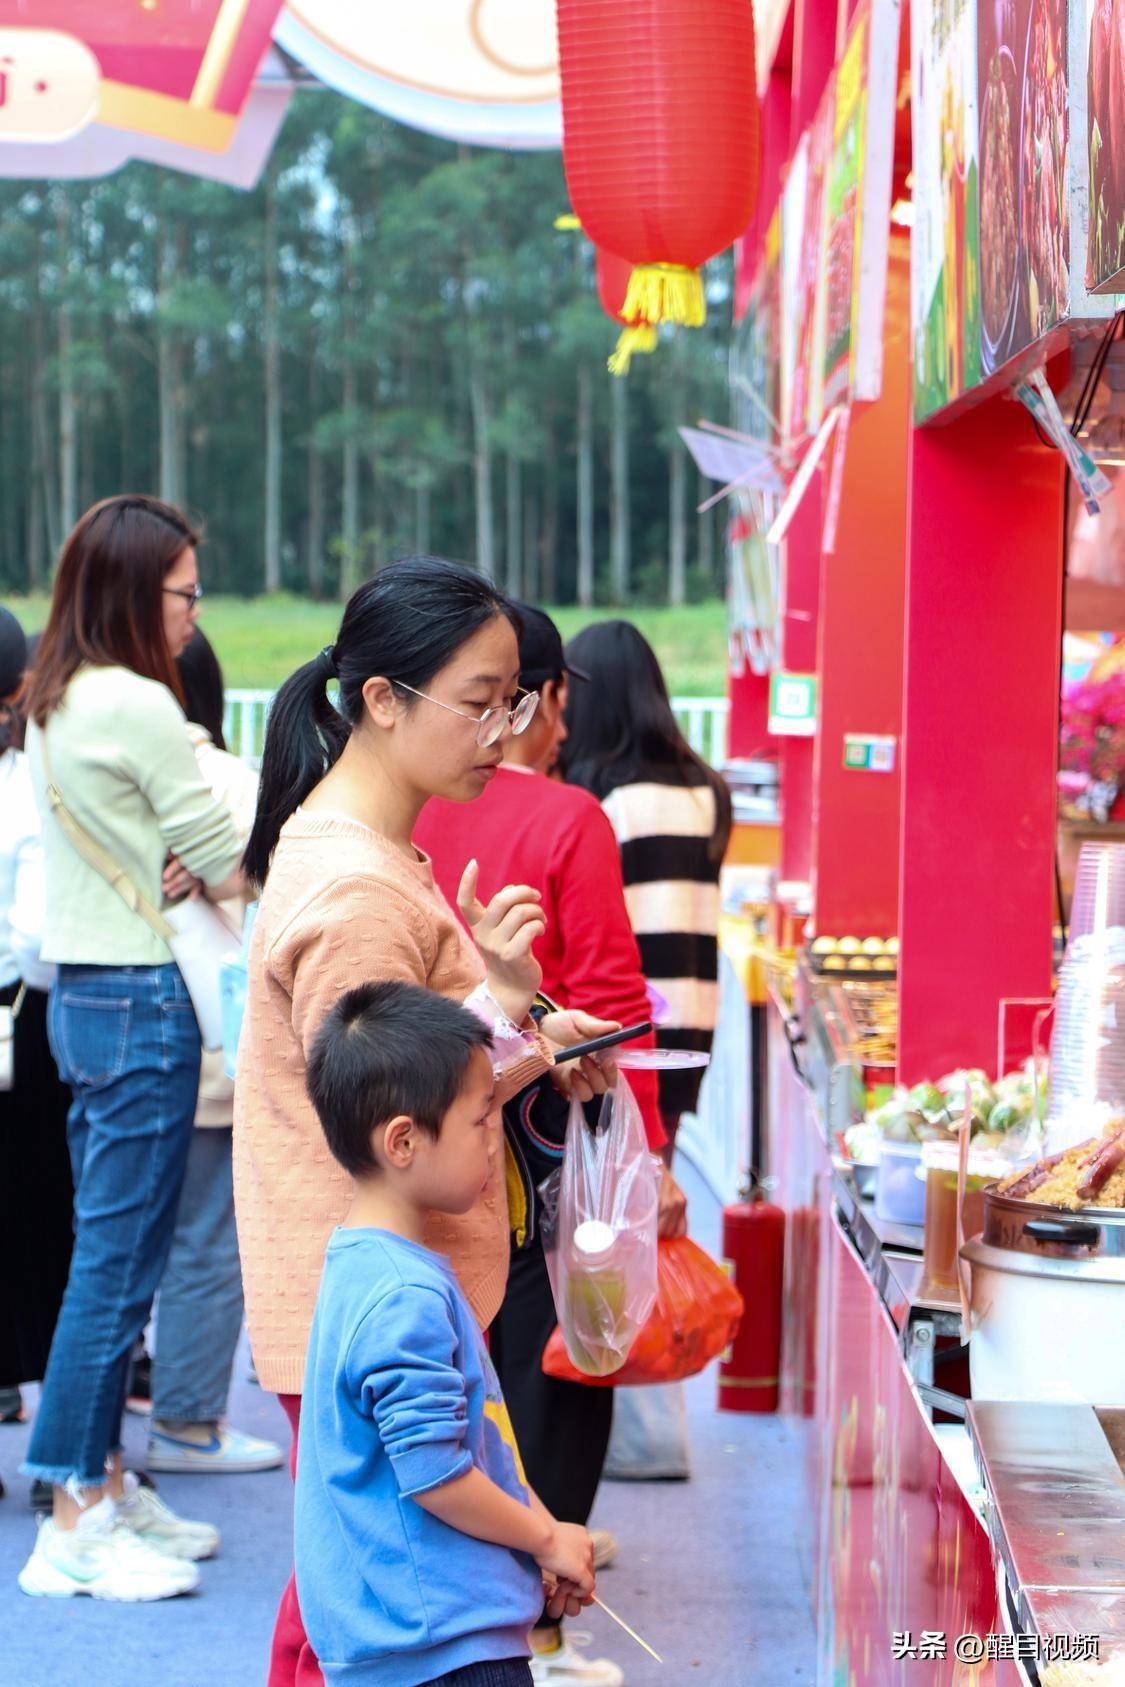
[515,603,590,690]
[0,609,27,699]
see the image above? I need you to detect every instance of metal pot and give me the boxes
[961,1188,1125,1407]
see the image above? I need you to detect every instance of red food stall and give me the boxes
[733,0,1125,1675]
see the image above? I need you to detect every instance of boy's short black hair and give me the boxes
[306,980,493,1177]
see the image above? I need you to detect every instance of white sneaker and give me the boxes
[530,1632,626,1686]
[148,1422,285,1475]
[18,1499,199,1601]
[115,1471,219,1561]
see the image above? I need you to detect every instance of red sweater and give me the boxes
[415,765,664,1149]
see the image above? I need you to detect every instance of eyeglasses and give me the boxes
[164,585,204,606]
[393,682,539,747]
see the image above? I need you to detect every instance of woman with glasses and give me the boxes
[19,495,246,1602]
[236,556,617,1687]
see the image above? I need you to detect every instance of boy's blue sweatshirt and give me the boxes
[295,1227,542,1686]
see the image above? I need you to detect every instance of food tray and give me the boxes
[808,953,897,981]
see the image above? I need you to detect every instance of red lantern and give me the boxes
[596,246,657,374]
[556,0,760,331]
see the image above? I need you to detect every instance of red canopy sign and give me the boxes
[0,0,283,151]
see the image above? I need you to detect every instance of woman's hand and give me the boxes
[457,860,545,1025]
[539,1009,618,1104]
[163,853,202,903]
[657,1165,689,1238]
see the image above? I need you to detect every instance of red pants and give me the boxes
[268,1394,323,1687]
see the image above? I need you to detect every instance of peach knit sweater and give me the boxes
[232,811,507,1396]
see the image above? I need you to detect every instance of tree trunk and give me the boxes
[31,253,58,573]
[576,364,595,607]
[27,349,43,589]
[79,404,95,517]
[56,194,78,540]
[415,483,431,555]
[698,473,717,591]
[1,340,18,578]
[157,218,186,510]
[469,363,493,576]
[341,360,360,601]
[542,422,559,603]
[305,359,323,597]
[263,176,282,593]
[505,450,521,598]
[523,490,539,602]
[667,348,687,607]
[668,440,687,607]
[609,370,630,604]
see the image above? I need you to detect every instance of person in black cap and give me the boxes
[509,605,590,776]
[0,607,76,1455]
[0,608,27,718]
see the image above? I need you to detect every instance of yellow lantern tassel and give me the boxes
[607,324,658,376]
[623,264,706,328]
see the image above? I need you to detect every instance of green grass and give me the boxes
[4,594,728,697]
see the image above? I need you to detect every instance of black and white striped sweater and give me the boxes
[601,775,723,1119]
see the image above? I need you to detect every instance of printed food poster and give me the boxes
[912,0,982,418]
[977,0,1069,371]
[977,0,1024,364]
[744,211,783,445]
[791,80,835,444]
[824,6,868,407]
[779,136,808,447]
[1020,0,1069,337]
[1088,0,1125,291]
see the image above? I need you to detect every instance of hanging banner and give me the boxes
[780,136,809,445]
[911,0,982,419]
[274,0,561,149]
[735,207,783,447]
[822,0,901,408]
[790,81,835,445]
[680,427,785,497]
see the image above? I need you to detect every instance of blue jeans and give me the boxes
[24,964,201,1489]
[426,1663,533,1686]
[152,1126,244,1423]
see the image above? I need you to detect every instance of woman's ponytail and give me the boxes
[243,651,348,888]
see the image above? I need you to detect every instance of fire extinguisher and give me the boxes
[718,1184,785,1414]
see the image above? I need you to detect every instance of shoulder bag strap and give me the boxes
[39,732,175,943]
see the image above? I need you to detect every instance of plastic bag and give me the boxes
[219,901,258,1080]
[539,1082,659,1378]
[603,1383,691,1480]
[542,1235,745,1387]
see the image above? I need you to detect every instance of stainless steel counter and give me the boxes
[968,1401,1125,1658]
[774,982,1125,1664]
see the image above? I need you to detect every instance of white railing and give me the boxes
[223,688,729,769]
[674,696,729,766]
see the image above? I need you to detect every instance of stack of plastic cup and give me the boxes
[1046,842,1125,1153]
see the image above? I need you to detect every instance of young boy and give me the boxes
[298,980,597,1687]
